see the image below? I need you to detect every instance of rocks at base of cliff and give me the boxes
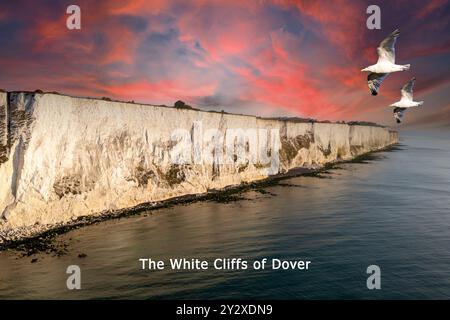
[0,92,398,232]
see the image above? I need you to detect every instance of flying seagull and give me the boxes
[361,29,411,95]
[389,77,424,123]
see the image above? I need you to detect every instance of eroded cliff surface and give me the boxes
[0,92,398,233]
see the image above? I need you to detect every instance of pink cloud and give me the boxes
[0,0,448,127]
[416,0,449,19]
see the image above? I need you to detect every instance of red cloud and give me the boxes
[0,0,448,127]
[292,0,366,58]
[107,0,169,15]
[416,0,449,18]
[101,79,217,104]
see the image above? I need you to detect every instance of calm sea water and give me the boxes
[0,131,449,299]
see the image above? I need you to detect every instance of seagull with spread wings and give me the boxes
[389,77,424,123]
[361,29,411,95]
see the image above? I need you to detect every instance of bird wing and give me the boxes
[401,77,416,101]
[377,29,400,64]
[393,107,406,123]
[367,72,389,95]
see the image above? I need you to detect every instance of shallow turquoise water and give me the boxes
[0,131,449,299]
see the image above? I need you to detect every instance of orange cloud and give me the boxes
[416,0,449,19]
[0,0,448,127]
[108,0,166,15]
[102,79,217,104]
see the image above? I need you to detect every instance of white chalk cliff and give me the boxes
[0,92,398,235]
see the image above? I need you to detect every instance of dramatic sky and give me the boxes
[0,0,449,128]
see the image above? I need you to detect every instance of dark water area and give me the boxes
[0,131,449,299]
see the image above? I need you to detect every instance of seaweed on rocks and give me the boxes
[0,142,401,254]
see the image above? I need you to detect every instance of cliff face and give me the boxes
[0,92,398,231]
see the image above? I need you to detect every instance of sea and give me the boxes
[0,130,449,299]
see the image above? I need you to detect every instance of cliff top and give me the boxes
[3,89,388,128]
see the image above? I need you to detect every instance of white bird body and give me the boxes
[362,61,410,74]
[361,29,411,95]
[389,99,423,108]
[389,77,424,123]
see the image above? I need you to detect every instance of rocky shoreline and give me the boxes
[0,92,398,234]
[0,143,400,253]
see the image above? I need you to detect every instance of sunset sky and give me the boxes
[0,0,449,128]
